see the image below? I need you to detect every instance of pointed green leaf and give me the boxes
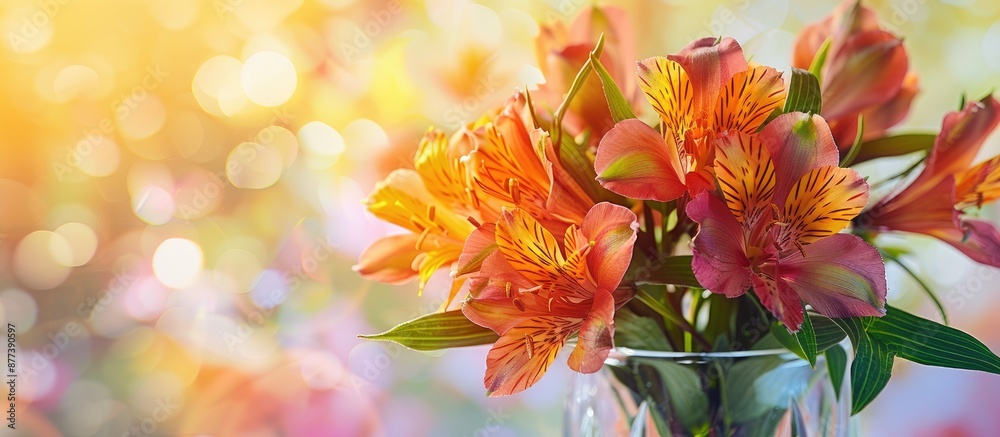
[849,327,894,415]
[868,306,1000,373]
[589,51,636,122]
[782,68,822,115]
[825,345,848,400]
[840,114,864,167]
[811,313,848,353]
[851,133,935,164]
[771,322,807,361]
[360,310,498,351]
[807,37,832,82]
[795,310,818,367]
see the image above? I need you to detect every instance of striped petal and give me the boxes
[779,234,887,318]
[687,193,753,298]
[955,155,1000,210]
[779,165,869,247]
[482,316,577,396]
[753,272,805,332]
[637,56,695,135]
[713,131,776,227]
[595,119,687,201]
[668,37,748,119]
[759,112,841,204]
[714,65,786,134]
[494,208,590,299]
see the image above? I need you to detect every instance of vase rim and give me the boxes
[609,346,796,359]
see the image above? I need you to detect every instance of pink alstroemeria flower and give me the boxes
[856,95,1000,267]
[794,0,917,149]
[595,37,786,201]
[460,202,638,396]
[689,113,887,330]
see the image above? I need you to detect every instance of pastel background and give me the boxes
[0,0,998,436]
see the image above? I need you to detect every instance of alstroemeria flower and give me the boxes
[460,202,638,396]
[355,129,479,295]
[535,5,638,144]
[856,95,1000,267]
[595,37,786,201]
[467,90,593,233]
[793,0,917,148]
[689,113,887,330]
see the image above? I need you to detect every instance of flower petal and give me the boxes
[925,219,1000,268]
[595,119,687,201]
[687,193,753,297]
[758,112,840,204]
[714,65,786,134]
[754,273,805,331]
[779,234,887,318]
[714,130,777,227]
[353,234,421,284]
[668,37,748,118]
[637,56,695,135]
[822,30,908,121]
[780,165,869,246]
[580,202,639,292]
[955,154,1000,209]
[568,289,616,374]
[481,317,576,396]
[495,208,569,283]
[923,95,1000,183]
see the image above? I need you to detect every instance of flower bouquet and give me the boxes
[356,2,1000,435]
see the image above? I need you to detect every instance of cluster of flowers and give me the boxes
[356,1,1000,396]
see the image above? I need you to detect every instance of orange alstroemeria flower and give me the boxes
[535,5,638,144]
[793,0,917,149]
[595,37,786,201]
[856,95,1000,267]
[467,90,593,234]
[460,202,638,396]
[355,128,480,297]
[357,90,596,304]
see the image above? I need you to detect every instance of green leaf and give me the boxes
[830,317,893,415]
[825,345,848,401]
[589,50,636,122]
[628,255,701,288]
[782,68,822,115]
[795,310,818,367]
[552,34,605,146]
[851,133,935,164]
[839,114,864,167]
[555,131,610,204]
[868,306,1000,373]
[359,310,498,351]
[770,322,806,361]
[633,287,690,331]
[635,358,710,430]
[811,313,848,353]
[807,37,832,82]
[615,309,673,351]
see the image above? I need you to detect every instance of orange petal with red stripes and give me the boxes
[714,131,777,227]
[714,65,785,134]
[637,56,695,135]
[779,165,869,247]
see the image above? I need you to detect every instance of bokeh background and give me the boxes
[1,0,999,435]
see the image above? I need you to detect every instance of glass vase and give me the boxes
[564,347,852,436]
